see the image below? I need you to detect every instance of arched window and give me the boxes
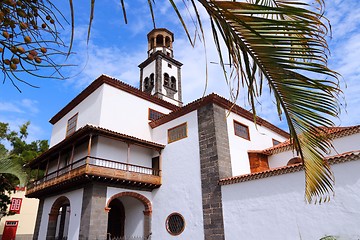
[287,157,302,166]
[47,196,71,240]
[150,37,155,49]
[170,76,176,90]
[164,73,170,87]
[156,35,163,47]
[144,77,149,90]
[165,36,171,48]
[150,73,154,87]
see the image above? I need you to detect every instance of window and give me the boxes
[150,73,154,86]
[9,198,22,214]
[170,76,176,90]
[166,213,185,236]
[287,157,302,166]
[164,73,170,87]
[144,77,149,90]
[66,113,78,137]
[234,120,250,140]
[168,123,187,143]
[168,63,172,68]
[149,108,165,121]
[272,139,281,146]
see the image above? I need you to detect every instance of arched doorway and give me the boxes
[107,198,125,239]
[106,192,152,239]
[47,196,71,240]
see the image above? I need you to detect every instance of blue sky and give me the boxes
[0,0,359,143]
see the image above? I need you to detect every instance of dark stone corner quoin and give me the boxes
[197,103,232,240]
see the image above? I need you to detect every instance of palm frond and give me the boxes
[0,155,27,186]
[190,0,340,203]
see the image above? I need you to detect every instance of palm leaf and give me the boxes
[0,155,27,186]
[190,0,340,203]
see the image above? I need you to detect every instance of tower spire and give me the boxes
[139,28,183,106]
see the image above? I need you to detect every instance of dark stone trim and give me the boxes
[79,183,108,240]
[139,67,143,90]
[155,56,162,98]
[197,103,232,240]
[177,66,182,106]
[32,198,44,240]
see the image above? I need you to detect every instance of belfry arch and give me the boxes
[106,192,152,238]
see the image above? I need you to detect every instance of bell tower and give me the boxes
[139,28,183,106]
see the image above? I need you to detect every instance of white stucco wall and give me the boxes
[151,111,205,239]
[269,132,360,169]
[222,160,360,240]
[0,190,39,236]
[268,150,298,169]
[98,84,172,141]
[329,133,360,156]
[50,86,105,147]
[227,112,288,176]
[37,188,83,240]
[92,136,153,168]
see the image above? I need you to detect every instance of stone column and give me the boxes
[197,103,232,240]
[33,198,44,240]
[79,183,108,240]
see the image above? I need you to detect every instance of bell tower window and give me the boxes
[164,73,170,87]
[156,35,163,47]
[144,77,149,90]
[170,77,176,90]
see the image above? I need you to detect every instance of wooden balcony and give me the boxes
[26,156,161,198]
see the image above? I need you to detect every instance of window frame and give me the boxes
[9,198,22,214]
[233,120,250,140]
[66,113,78,137]
[166,212,186,236]
[272,138,281,146]
[168,122,188,143]
[148,108,165,121]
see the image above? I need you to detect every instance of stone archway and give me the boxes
[47,196,70,239]
[106,192,152,238]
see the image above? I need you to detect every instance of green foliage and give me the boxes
[0,174,15,219]
[0,121,48,218]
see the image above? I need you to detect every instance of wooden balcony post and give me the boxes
[86,134,93,165]
[126,143,130,171]
[56,152,61,177]
[70,144,75,170]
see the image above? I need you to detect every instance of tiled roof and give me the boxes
[49,75,179,124]
[28,124,165,168]
[219,150,360,185]
[261,125,360,155]
[149,93,290,138]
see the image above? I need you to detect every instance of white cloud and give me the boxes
[0,102,23,113]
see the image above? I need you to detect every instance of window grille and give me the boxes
[234,120,250,140]
[166,213,185,236]
[168,123,187,143]
[66,113,78,137]
[149,109,165,121]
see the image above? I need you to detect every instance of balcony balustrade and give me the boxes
[26,156,161,197]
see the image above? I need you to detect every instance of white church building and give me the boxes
[26,28,360,240]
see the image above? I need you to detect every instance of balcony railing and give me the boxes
[27,156,161,196]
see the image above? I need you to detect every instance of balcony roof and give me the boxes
[28,124,165,168]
